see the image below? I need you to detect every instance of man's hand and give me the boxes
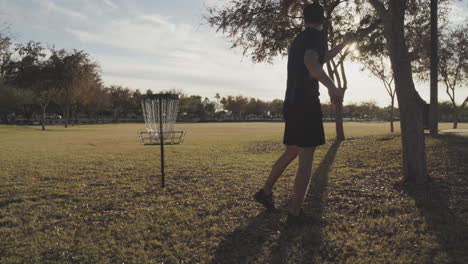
[328,87,343,104]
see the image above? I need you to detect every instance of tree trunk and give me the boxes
[453,109,458,129]
[429,0,439,136]
[390,118,394,133]
[41,106,46,131]
[335,101,345,141]
[381,0,428,183]
[390,97,395,133]
[65,106,69,128]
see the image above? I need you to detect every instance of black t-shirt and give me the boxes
[284,27,327,105]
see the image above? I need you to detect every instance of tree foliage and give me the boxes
[439,22,468,128]
[47,49,101,127]
[0,79,33,124]
[360,52,397,131]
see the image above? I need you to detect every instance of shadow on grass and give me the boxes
[396,134,468,263]
[270,140,341,263]
[211,210,283,264]
[211,141,341,263]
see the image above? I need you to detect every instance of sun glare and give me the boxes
[348,42,360,56]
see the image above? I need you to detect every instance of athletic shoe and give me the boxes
[286,209,306,228]
[253,189,275,210]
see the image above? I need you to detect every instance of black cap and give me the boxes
[303,2,325,24]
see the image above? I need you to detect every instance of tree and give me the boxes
[320,101,334,120]
[246,98,268,117]
[366,0,431,183]
[207,0,377,140]
[48,49,101,127]
[36,89,54,130]
[268,99,284,117]
[108,85,132,122]
[343,102,358,120]
[203,97,216,118]
[207,0,438,182]
[189,96,207,120]
[0,80,33,124]
[27,44,55,130]
[361,55,396,132]
[359,100,379,119]
[437,101,452,121]
[220,95,249,119]
[0,34,12,77]
[429,0,439,135]
[439,23,468,129]
[80,81,111,123]
[4,41,48,122]
[177,95,208,120]
[214,93,222,112]
[131,89,142,116]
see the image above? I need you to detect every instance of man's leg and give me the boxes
[262,145,301,194]
[289,147,315,215]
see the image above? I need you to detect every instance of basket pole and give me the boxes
[159,98,165,188]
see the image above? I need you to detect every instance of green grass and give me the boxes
[0,122,467,263]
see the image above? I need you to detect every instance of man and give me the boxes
[254,2,350,227]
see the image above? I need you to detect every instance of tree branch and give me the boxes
[326,61,335,82]
[444,79,455,104]
[340,60,347,90]
[368,0,388,18]
[331,59,342,89]
[462,96,468,108]
[383,80,393,97]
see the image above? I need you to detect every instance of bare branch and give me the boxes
[461,97,468,108]
[340,60,348,90]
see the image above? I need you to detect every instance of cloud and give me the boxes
[60,6,454,106]
[37,0,88,21]
[202,0,225,8]
[103,0,117,9]
[65,11,399,104]
[63,11,289,98]
[66,14,204,58]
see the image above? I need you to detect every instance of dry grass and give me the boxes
[0,122,467,263]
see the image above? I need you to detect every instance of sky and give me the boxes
[1,0,467,106]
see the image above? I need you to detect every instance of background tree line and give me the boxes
[0,22,466,132]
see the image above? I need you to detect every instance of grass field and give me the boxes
[0,122,467,263]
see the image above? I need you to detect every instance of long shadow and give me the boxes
[270,140,341,263]
[396,134,468,263]
[210,210,283,263]
[211,141,341,264]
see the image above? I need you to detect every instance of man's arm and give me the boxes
[304,50,343,103]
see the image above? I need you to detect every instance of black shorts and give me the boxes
[283,102,325,148]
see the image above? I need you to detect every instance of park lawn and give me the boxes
[0,122,467,263]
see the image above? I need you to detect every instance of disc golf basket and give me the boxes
[138,94,186,187]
